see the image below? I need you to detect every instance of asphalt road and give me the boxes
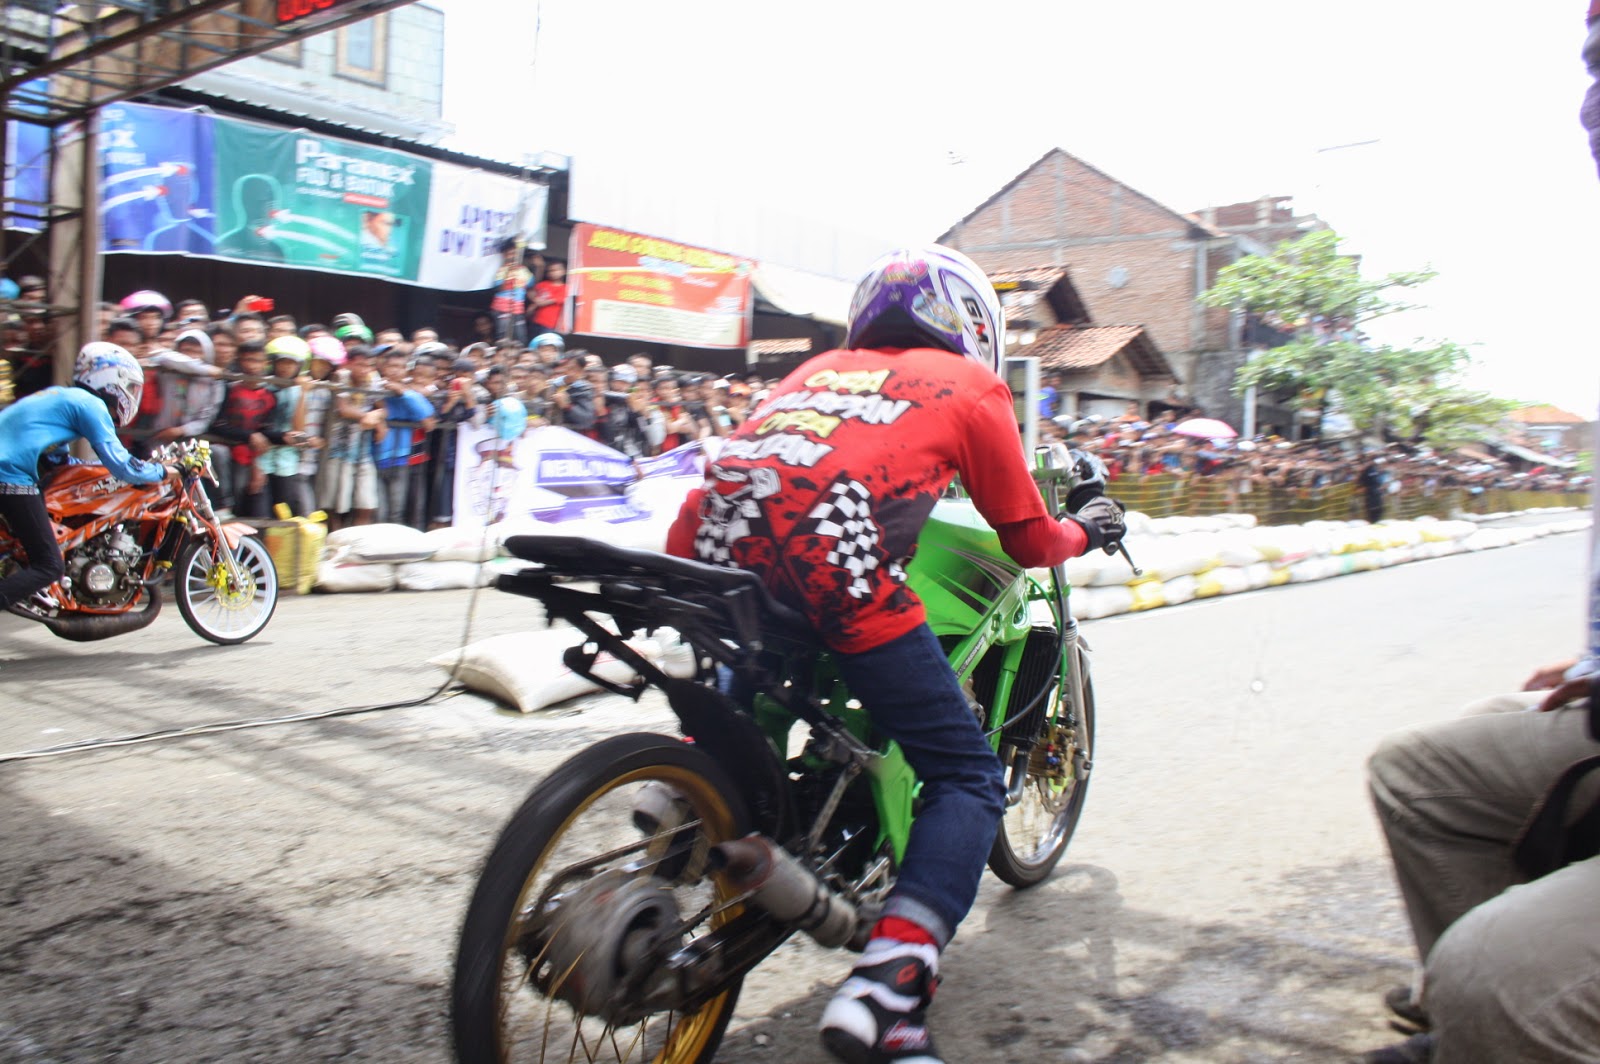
[0,526,1587,1063]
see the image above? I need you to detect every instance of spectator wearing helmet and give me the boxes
[666,245,1127,1064]
[0,343,170,610]
[292,336,342,520]
[530,331,564,368]
[209,340,288,519]
[144,328,224,447]
[334,320,374,350]
[119,290,171,343]
[256,336,313,516]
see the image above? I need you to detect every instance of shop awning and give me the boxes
[752,263,854,327]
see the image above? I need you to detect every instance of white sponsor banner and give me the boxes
[416,164,550,291]
[452,424,705,530]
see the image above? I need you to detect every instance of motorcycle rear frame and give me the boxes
[496,465,1088,883]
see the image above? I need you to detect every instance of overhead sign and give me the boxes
[95,102,547,291]
[569,223,754,350]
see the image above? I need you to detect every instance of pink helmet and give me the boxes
[308,334,346,366]
[119,289,172,319]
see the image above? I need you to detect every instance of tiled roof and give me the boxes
[990,265,1089,326]
[749,338,812,355]
[1509,404,1586,425]
[1028,324,1175,380]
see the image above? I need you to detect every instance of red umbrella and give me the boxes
[1171,417,1238,440]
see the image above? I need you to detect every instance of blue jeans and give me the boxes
[834,623,1007,947]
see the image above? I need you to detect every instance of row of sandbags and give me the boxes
[1066,514,1592,620]
[313,517,674,592]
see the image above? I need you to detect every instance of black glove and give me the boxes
[1067,495,1127,554]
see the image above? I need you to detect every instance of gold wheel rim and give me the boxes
[497,762,742,1063]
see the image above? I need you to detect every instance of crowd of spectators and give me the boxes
[1044,399,1589,520]
[1,278,784,534]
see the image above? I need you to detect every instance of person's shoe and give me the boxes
[1384,984,1430,1033]
[819,940,942,1063]
[1359,1032,1434,1063]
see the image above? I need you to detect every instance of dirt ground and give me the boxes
[0,526,1585,1063]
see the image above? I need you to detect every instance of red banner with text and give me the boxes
[569,223,755,349]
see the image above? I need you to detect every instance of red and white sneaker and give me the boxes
[819,939,942,1063]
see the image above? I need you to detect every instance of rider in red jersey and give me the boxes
[667,245,1125,1064]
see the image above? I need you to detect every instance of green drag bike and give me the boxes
[451,452,1123,1064]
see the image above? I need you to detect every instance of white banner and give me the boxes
[452,424,706,530]
[416,164,550,291]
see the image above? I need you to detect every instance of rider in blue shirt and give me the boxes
[0,343,170,611]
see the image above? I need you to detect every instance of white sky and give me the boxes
[439,0,1600,415]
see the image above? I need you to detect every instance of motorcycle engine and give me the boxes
[62,525,145,609]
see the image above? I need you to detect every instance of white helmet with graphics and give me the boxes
[74,342,145,427]
[844,244,1005,376]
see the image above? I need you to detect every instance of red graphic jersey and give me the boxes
[667,347,1056,652]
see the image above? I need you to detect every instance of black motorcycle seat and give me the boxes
[502,535,815,642]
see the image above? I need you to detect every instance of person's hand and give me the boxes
[248,431,270,454]
[296,373,313,388]
[552,389,571,408]
[1539,676,1593,713]
[1524,659,1580,691]
[359,410,383,430]
[1068,495,1127,555]
[305,436,324,450]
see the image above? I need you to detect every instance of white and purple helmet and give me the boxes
[74,342,145,427]
[844,245,1005,375]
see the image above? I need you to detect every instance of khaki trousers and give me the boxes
[1369,694,1600,1063]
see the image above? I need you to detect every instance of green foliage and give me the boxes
[1205,230,1499,446]
[1202,229,1436,330]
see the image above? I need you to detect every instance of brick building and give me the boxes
[941,149,1261,428]
[991,267,1176,420]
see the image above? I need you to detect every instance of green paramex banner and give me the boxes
[212,120,432,280]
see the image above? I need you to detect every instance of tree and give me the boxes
[1201,230,1510,445]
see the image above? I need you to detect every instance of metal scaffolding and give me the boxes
[1,0,412,395]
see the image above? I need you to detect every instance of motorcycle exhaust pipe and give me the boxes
[709,834,859,949]
[36,589,163,643]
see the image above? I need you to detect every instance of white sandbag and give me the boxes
[1242,562,1274,590]
[1195,566,1249,598]
[432,628,647,713]
[1162,574,1198,605]
[424,525,503,563]
[396,560,494,591]
[1288,557,1338,583]
[324,523,435,563]
[1214,531,1264,568]
[1121,510,1153,536]
[1348,550,1384,572]
[1073,585,1133,620]
[1061,552,1109,589]
[316,559,396,592]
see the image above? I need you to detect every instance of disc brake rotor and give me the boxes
[525,869,685,1027]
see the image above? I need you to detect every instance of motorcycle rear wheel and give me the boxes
[453,732,750,1064]
[174,537,278,645]
[987,647,1096,888]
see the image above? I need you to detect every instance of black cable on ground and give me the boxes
[0,461,506,765]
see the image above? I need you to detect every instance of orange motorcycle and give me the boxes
[0,439,278,644]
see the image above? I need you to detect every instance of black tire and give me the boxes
[174,536,278,645]
[453,733,751,1064]
[987,646,1096,888]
